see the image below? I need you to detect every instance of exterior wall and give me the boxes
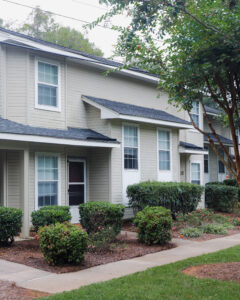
[0,151,4,205]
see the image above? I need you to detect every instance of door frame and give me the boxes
[67,157,88,206]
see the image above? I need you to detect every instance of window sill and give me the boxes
[35,105,61,113]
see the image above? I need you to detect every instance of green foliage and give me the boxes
[180,227,203,238]
[127,181,204,215]
[38,222,88,266]
[15,7,103,56]
[205,184,238,212]
[223,179,238,187]
[233,217,240,226]
[31,206,71,232]
[88,227,117,252]
[176,209,214,227]
[134,206,172,245]
[0,207,23,246]
[201,223,229,235]
[79,202,125,235]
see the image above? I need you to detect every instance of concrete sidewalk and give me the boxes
[0,233,240,294]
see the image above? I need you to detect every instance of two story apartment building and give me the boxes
[0,28,228,236]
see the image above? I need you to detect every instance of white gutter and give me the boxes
[0,133,120,148]
[179,147,208,155]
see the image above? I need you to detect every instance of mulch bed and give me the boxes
[0,280,50,300]
[183,262,240,283]
[0,233,176,274]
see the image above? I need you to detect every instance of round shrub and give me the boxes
[201,224,228,235]
[38,223,88,266]
[205,184,238,212]
[0,207,23,246]
[79,202,125,235]
[180,227,203,238]
[134,206,172,245]
[127,181,204,215]
[31,206,71,232]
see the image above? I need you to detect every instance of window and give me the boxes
[36,154,59,208]
[204,147,209,173]
[218,148,225,173]
[191,162,200,185]
[158,130,170,170]
[36,59,60,110]
[124,125,138,169]
[190,102,200,127]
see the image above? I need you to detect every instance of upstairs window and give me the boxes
[36,59,60,111]
[124,125,139,169]
[158,130,171,170]
[190,102,200,127]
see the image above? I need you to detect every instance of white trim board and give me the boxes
[82,97,193,130]
[0,133,120,148]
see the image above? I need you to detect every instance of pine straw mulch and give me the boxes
[183,262,240,283]
[0,233,176,274]
[0,280,50,300]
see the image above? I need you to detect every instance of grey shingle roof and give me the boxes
[179,141,206,151]
[204,133,233,145]
[204,105,219,115]
[0,27,158,79]
[84,95,191,126]
[0,117,118,143]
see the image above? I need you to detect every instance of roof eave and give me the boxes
[179,147,208,155]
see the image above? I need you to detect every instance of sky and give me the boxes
[0,0,130,58]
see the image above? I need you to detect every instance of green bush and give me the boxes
[38,223,88,266]
[134,206,172,245]
[176,209,214,227]
[223,179,240,201]
[233,218,240,226]
[0,207,23,246]
[31,206,71,232]
[79,202,125,235]
[205,184,238,212]
[205,181,225,186]
[180,227,203,238]
[127,181,204,215]
[201,224,228,235]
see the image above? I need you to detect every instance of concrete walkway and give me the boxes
[0,233,240,294]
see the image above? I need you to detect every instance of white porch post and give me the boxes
[21,149,29,237]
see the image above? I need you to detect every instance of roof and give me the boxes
[204,105,219,115]
[179,141,206,151]
[0,117,118,144]
[0,27,158,81]
[204,133,233,145]
[83,95,191,127]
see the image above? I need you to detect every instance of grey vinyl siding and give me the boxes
[0,45,6,118]
[0,151,4,205]
[7,151,22,209]
[172,129,181,182]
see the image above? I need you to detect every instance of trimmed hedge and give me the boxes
[79,202,125,235]
[205,184,238,212]
[127,181,204,215]
[223,179,238,187]
[31,206,71,232]
[134,206,172,245]
[38,223,88,266]
[0,207,23,246]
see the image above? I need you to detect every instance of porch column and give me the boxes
[21,149,29,238]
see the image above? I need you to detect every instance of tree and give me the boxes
[17,7,103,56]
[96,0,240,186]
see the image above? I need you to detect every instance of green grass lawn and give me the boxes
[41,245,240,300]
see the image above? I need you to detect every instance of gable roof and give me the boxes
[0,117,119,148]
[204,105,219,116]
[83,95,192,129]
[0,27,158,83]
[204,133,233,146]
[179,141,205,151]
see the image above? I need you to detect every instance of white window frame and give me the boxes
[35,152,61,209]
[122,123,140,171]
[190,101,200,128]
[218,148,225,174]
[67,158,87,206]
[190,160,201,185]
[35,57,61,112]
[204,147,209,174]
[157,128,172,172]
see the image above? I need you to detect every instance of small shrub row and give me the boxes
[205,184,238,212]
[134,206,172,245]
[127,181,204,216]
[0,207,23,246]
[31,206,72,232]
[180,227,203,238]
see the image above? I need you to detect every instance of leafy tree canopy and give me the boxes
[2,7,103,56]
[97,0,240,183]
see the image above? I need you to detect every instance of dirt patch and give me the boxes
[183,262,240,282]
[0,280,50,300]
[0,234,175,274]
